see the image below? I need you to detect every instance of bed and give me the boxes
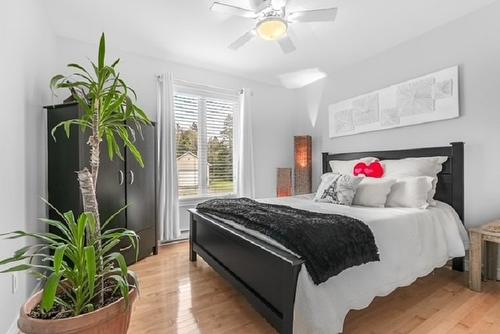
[188,142,466,334]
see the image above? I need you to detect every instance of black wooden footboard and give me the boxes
[189,209,304,334]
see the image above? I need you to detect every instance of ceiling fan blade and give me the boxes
[272,0,288,9]
[229,30,256,50]
[277,36,296,54]
[210,1,257,18]
[249,0,271,12]
[288,8,338,23]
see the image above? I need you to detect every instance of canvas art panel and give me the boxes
[329,66,459,138]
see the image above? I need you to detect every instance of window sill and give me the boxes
[178,193,236,206]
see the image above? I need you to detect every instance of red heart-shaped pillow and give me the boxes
[353,161,384,178]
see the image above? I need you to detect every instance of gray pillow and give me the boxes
[314,174,363,206]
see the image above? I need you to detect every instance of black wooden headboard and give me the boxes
[322,142,465,270]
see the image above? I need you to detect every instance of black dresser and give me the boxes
[46,102,158,264]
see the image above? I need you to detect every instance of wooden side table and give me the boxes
[469,221,500,291]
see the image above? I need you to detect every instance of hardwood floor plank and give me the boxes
[129,242,500,334]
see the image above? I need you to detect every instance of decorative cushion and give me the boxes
[353,178,396,207]
[329,157,378,175]
[353,161,384,178]
[314,174,362,205]
[385,176,434,209]
[316,173,336,197]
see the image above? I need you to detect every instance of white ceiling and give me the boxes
[44,0,497,87]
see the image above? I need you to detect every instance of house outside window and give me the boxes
[174,82,239,199]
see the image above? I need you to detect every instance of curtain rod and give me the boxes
[156,75,243,95]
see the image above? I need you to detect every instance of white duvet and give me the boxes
[216,194,468,334]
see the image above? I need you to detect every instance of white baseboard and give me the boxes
[6,318,18,334]
[7,280,42,334]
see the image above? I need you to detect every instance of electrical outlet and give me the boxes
[11,272,18,294]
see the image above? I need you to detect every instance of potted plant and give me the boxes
[0,33,151,334]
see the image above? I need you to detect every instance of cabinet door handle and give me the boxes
[119,170,124,185]
[129,170,135,185]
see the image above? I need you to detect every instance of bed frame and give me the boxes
[188,142,464,334]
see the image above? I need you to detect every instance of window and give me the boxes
[174,83,238,199]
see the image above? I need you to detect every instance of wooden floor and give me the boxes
[129,242,500,334]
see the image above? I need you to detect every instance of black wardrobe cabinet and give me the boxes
[46,102,158,264]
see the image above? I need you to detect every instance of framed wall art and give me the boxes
[329,66,459,138]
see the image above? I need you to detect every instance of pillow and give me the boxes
[385,176,434,209]
[381,156,448,177]
[353,161,384,178]
[329,157,378,175]
[320,172,335,181]
[381,156,448,205]
[314,174,362,206]
[353,178,396,207]
[316,173,336,199]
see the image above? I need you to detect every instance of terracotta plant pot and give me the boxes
[18,288,137,334]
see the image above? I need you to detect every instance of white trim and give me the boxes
[170,79,239,102]
[198,98,208,195]
[7,280,42,334]
[6,317,18,334]
[174,80,238,94]
[173,82,239,200]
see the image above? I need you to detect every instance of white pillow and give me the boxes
[320,172,335,181]
[386,176,434,209]
[316,173,336,198]
[329,157,378,175]
[314,174,363,206]
[381,156,448,205]
[353,178,397,208]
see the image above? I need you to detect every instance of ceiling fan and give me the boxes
[210,0,338,54]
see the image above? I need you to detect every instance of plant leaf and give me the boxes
[39,218,72,243]
[104,129,115,161]
[0,264,33,273]
[67,63,93,79]
[50,74,65,90]
[108,275,130,305]
[0,255,30,266]
[41,198,65,221]
[76,213,88,247]
[101,205,129,230]
[84,246,96,298]
[53,245,66,274]
[120,129,144,167]
[41,272,62,312]
[98,33,106,70]
[111,58,120,68]
[128,270,140,295]
[60,210,78,239]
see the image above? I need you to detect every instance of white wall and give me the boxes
[0,1,55,333]
[295,1,500,228]
[54,36,300,231]
[0,17,299,329]
[4,3,496,330]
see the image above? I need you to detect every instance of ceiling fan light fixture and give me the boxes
[256,17,288,41]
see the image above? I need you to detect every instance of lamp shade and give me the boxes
[294,135,312,195]
[256,17,288,41]
[277,168,292,197]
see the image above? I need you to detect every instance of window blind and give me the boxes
[205,98,234,195]
[174,90,237,198]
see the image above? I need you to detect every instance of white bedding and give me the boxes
[213,194,468,334]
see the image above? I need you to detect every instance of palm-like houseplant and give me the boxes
[0,33,151,333]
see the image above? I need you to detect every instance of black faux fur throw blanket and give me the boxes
[196,198,380,285]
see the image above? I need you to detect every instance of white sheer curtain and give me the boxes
[157,73,181,241]
[236,89,255,198]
